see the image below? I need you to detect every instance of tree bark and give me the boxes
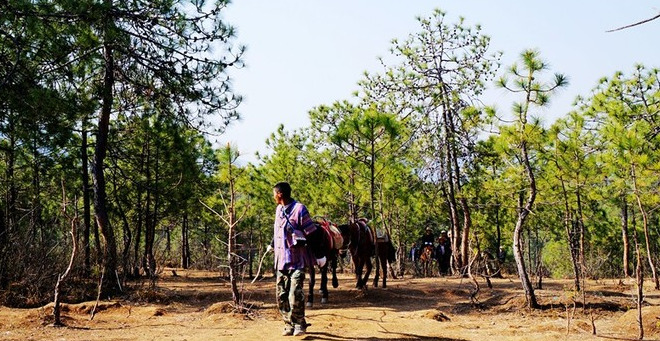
[631,163,659,290]
[513,141,539,308]
[143,137,156,277]
[558,172,581,291]
[181,214,190,269]
[81,124,92,275]
[226,153,240,304]
[92,28,119,294]
[370,139,381,287]
[620,196,631,277]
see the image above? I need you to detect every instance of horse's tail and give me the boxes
[387,239,396,263]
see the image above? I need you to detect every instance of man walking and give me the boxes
[272,182,313,336]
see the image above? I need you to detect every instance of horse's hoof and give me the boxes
[321,298,328,304]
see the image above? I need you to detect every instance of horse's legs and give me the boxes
[354,258,363,289]
[320,263,329,304]
[363,257,373,289]
[331,252,339,289]
[307,266,315,308]
[380,252,388,288]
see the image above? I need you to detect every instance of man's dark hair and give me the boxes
[273,182,292,199]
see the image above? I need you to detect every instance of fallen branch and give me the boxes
[53,183,78,327]
[90,266,105,321]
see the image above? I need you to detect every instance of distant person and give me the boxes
[420,227,435,248]
[410,242,420,262]
[497,246,506,264]
[272,182,313,336]
[435,231,452,276]
[410,242,421,273]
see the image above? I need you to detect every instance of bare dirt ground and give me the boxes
[0,268,657,341]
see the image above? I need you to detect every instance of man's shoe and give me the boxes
[293,324,306,336]
[282,326,294,336]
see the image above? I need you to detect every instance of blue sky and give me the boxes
[218,1,659,164]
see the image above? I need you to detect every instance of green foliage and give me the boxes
[542,240,574,278]
[4,2,660,306]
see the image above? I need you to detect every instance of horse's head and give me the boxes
[336,223,352,249]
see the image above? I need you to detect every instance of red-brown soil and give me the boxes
[0,269,655,340]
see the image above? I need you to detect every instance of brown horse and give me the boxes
[304,219,343,307]
[418,245,434,277]
[337,220,396,289]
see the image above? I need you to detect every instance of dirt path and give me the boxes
[0,269,653,340]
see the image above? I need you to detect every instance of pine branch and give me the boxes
[607,12,660,32]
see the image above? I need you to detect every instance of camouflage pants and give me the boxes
[276,269,307,328]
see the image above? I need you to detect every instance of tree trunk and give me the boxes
[634,233,644,340]
[576,188,586,274]
[81,124,92,276]
[348,169,358,221]
[133,142,147,277]
[620,196,631,277]
[441,119,462,271]
[181,214,190,269]
[227,155,240,304]
[446,106,471,272]
[30,137,43,245]
[92,33,119,294]
[112,177,132,281]
[513,142,539,309]
[495,203,501,256]
[143,137,156,277]
[133,201,143,277]
[370,140,381,287]
[631,163,659,290]
[558,174,581,291]
[575,188,588,307]
[5,128,16,234]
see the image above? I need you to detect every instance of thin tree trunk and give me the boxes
[513,141,539,308]
[5,128,17,235]
[348,170,357,221]
[370,140,381,287]
[133,202,143,277]
[112,176,132,281]
[92,29,119,293]
[576,188,586,270]
[30,138,42,245]
[558,175,581,291]
[181,214,190,269]
[81,124,92,276]
[621,196,631,277]
[441,112,462,271]
[495,203,501,255]
[439,143,461,271]
[143,137,156,277]
[631,163,659,290]
[54,186,78,327]
[575,188,588,308]
[153,143,161,256]
[221,147,240,305]
[634,232,644,340]
[446,106,471,272]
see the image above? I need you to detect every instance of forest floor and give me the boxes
[0,267,658,341]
